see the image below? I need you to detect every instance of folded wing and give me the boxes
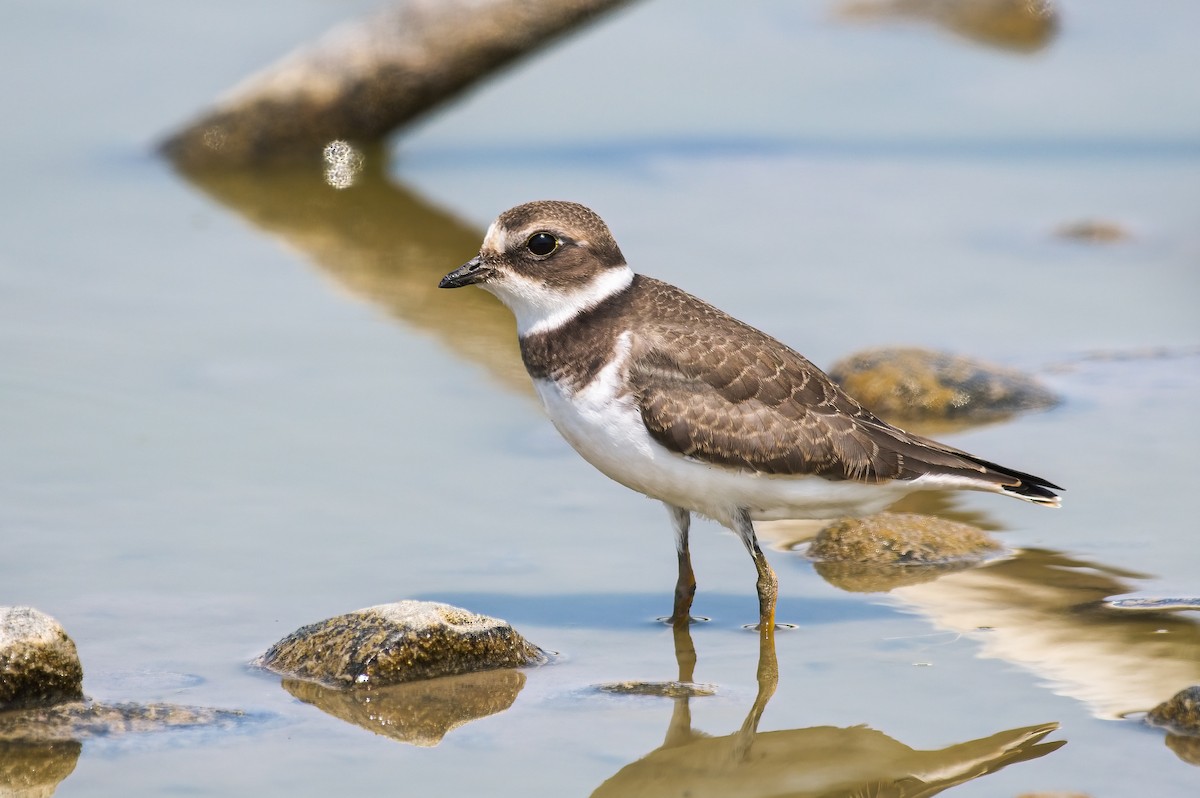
[628,313,1060,505]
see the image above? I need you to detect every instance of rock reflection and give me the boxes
[172,157,531,398]
[0,701,247,796]
[592,624,1062,797]
[836,0,1059,53]
[814,546,1200,720]
[0,740,80,796]
[281,667,525,746]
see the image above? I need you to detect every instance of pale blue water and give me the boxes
[1,1,1198,795]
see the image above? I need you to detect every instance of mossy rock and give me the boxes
[0,607,84,710]
[828,347,1058,424]
[1147,685,1200,737]
[256,601,548,688]
[0,700,246,744]
[808,513,1001,564]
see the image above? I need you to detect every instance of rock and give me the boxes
[808,513,1002,564]
[0,607,84,710]
[1055,219,1130,243]
[0,700,246,744]
[827,347,1059,425]
[1147,685,1200,737]
[836,0,1059,53]
[282,668,525,746]
[807,513,1001,592]
[256,601,549,688]
[596,681,717,698]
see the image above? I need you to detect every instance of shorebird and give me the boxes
[439,201,1061,631]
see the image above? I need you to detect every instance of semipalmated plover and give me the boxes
[439,201,1061,631]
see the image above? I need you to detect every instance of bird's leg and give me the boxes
[665,503,696,626]
[732,507,778,634]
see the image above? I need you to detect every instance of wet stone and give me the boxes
[0,700,246,744]
[0,607,84,710]
[256,601,549,688]
[1147,685,1200,737]
[596,681,717,698]
[1055,219,1130,243]
[808,513,1002,564]
[827,347,1059,424]
[838,0,1060,53]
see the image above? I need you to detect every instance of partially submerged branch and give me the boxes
[160,0,631,169]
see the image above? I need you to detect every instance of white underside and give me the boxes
[531,333,980,528]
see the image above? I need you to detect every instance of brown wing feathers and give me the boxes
[628,278,1061,503]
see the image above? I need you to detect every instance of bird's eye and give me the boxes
[525,232,559,257]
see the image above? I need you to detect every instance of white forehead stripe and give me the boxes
[481,220,507,254]
[488,265,634,337]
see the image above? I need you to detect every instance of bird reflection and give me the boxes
[592,624,1062,797]
[800,542,1200,721]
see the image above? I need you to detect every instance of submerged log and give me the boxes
[161,0,632,169]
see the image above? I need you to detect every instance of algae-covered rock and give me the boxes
[256,601,548,688]
[837,0,1059,53]
[807,513,1001,592]
[0,607,84,710]
[0,700,245,744]
[1147,685,1200,737]
[596,681,717,698]
[808,513,1001,563]
[282,667,525,746]
[1055,219,1129,243]
[828,347,1059,425]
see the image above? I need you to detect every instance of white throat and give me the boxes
[486,265,634,337]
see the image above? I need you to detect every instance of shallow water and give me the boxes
[2,0,1199,795]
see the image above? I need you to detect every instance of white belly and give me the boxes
[531,338,914,526]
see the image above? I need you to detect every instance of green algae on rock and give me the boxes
[828,347,1059,425]
[807,513,1003,592]
[596,681,717,698]
[808,513,1002,564]
[836,0,1059,53]
[1147,685,1200,737]
[0,607,84,711]
[256,601,549,688]
[0,700,246,744]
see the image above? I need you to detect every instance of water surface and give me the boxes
[1,1,1198,795]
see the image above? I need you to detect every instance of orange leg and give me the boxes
[733,508,778,633]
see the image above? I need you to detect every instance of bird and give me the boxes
[439,200,1061,633]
